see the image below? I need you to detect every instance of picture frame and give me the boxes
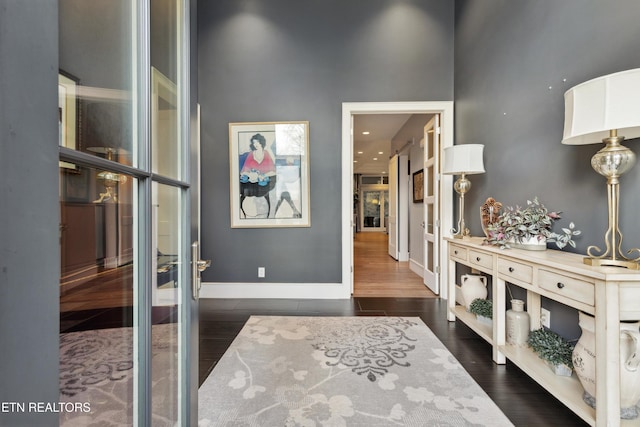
[62,166,90,203]
[58,70,80,170]
[412,169,424,203]
[229,121,310,228]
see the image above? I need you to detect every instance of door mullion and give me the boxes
[134,0,152,425]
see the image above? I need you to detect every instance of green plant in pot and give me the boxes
[469,298,493,324]
[527,328,574,376]
[485,197,581,250]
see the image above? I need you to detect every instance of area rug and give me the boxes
[59,323,178,426]
[198,316,513,426]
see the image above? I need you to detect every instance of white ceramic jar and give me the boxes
[572,312,640,419]
[460,274,487,311]
[506,299,530,346]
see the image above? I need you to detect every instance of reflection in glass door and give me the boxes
[59,165,136,425]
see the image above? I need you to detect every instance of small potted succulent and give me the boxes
[527,328,574,376]
[469,298,493,326]
[485,197,581,250]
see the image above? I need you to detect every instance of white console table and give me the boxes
[446,236,640,427]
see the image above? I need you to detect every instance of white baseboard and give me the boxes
[409,258,424,278]
[200,282,351,299]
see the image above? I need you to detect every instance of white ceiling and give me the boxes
[353,114,411,175]
[353,114,432,175]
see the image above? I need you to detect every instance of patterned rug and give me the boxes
[198,316,513,426]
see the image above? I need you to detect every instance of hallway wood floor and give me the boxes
[353,232,436,297]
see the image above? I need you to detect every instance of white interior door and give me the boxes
[424,115,440,293]
[388,155,398,259]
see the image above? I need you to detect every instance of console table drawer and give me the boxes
[450,244,467,262]
[539,270,594,306]
[498,259,533,284]
[469,249,493,270]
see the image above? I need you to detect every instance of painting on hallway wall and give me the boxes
[229,121,310,228]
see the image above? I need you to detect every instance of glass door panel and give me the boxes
[363,190,381,228]
[59,164,136,426]
[383,190,389,231]
[58,0,135,167]
[151,0,182,181]
[151,183,183,424]
[423,116,440,294]
[150,0,188,421]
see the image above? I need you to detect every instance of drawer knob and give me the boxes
[508,267,515,273]
[476,257,481,262]
[454,250,458,255]
[557,282,565,289]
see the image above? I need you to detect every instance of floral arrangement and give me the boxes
[485,197,581,249]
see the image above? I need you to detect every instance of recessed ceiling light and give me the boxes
[357,151,363,154]
[378,151,383,154]
[362,131,370,135]
[373,157,378,161]
[353,160,358,163]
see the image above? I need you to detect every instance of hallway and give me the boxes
[353,232,436,297]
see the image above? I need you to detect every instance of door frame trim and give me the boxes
[342,102,454,297]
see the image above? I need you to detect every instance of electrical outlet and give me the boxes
[540,308,551,328]
[258,267,266,278]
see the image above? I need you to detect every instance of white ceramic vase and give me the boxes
[506,299,530,346]
[572,312,640,419]
[460,274,487,311]
[509,235,547,251]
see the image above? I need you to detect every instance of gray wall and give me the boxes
[454,0,640,337]
[198,0,454,283]
[0,1,60,425]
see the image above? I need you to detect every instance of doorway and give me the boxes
[342,102,454,298]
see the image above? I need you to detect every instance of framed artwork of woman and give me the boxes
[229,121,310,228]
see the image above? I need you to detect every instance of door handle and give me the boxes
[192,242,211,300]
[197,259,211,272]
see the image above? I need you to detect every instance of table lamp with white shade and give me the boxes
[562,68,640,269]
[443,144,485,239]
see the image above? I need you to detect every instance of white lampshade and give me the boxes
[562,68,640,145]
[443,144,485,175]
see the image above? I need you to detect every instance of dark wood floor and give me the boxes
[199,297,588,426]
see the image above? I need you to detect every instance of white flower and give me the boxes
[429,348,460,370]
[242,385,266,399]
[274,325,311,340]
[389,403,405,420]
[432,395,458,411]
[404,386,434,403]
[292,369,308,380]
[242,325,276,345]
[378,373,399,390]
[275,384,314,409]
[228,371,247,389]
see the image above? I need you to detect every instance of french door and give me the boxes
[423,115,440,294]
[58,1,200,425]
